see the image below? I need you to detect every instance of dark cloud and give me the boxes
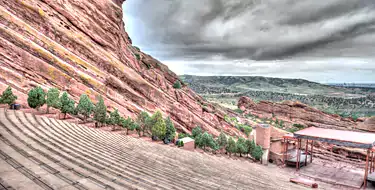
[123,0,375,82]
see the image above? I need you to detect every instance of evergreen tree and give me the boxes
[108,109,121,125]
[251,145,264,161]
[211,140,220,154]
[150,111,166,140]
[27,86,46,111]
[200,132,214,151]
[192,126,202,138]
[173,81,182,89]
[76,94,94,122]
[46,88,60,114]
[226,137,236,156]
[137,111,151,136]
[0,86,17,107]
[59,92,75,119]
[217,132,228,149]
[165,117,176,141]
[236,137,247,157]
[194,133,203,149]
[120,117,133,135]
[94,96,107,127]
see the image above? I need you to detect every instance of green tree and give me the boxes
[59,92,75,119]
[192,126,202,139]
[245,139,255,156]
[251,145,264,161]
[226,137,236,156]
[236,137,247,157]
[165,117,176,141]
[217,132,228,150]
[173,81,182,89]
[0,86,17,108]
[27,86,46,111]
[120,117,133,135]
[243,125,252,137]
[76,94,94,122]
[211,140,220,154]
[150,111,166,140]
[137,111,151,136]
[94,96,107,127]
[200,132,214,151]
[46,88,60,114]
[108,109,121,125]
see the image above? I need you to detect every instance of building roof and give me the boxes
[180,137,194,143]
[294,127,375,149]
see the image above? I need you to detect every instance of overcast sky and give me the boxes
[123,0,375,83]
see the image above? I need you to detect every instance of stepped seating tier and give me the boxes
[0,109,301,190]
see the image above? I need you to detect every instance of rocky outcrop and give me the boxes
[238,96,361,130]
[0,0,243,137]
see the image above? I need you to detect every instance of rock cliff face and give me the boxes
[238,96,362,131]
[0,0,243,137]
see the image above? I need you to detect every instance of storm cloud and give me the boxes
[123,0,375,82]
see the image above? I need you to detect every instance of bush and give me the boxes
[135,53,140,60]
[46,88,60,114]
[293,123,305,129]
[0,86,17,107]
[150,111,166,140]
[165,117,176,141]
[234,108,244,114]
[59,92,75,119]
[173,81,182,89]
[178,133,187,139]
[94,96,107,127]
[27,86,46,110]
[192,126,202,139]
[177,140,184,147]
[243,125,252,137]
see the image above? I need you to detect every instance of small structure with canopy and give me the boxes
[283,127,375,188]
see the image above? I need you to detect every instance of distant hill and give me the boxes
[180,75,375,117]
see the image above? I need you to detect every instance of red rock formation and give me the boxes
[0,0,243,137]
[238,96,361,130]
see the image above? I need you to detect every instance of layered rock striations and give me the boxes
[0,0,243,137]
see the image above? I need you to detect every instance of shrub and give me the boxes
[0,86,17,107]
[46,88,61,114]
[76,94,94,121]
[173,81,182,89]
[177,140,184,147]
[178,133,187,139]
[234,108,243,114]
[94,96,107,127]
[226,137,236,156]
[224,115,231,123]
[192,126,202,139]
[243,125,252,137]
[165,117,176,141]
[293,124,305,129]
[27,86,46,110]
[150,111,166,140]
[59,92,75,119]
[135,53,140,60]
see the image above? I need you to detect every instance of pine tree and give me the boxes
[165,117,176,141]
[108,109,121,125]
[192,126,202,138]
[59,92,75,119]
[0,86,17,107]
[217,132,228,149]
[137,111,151,136]
[226,137,236,156]
[236,137,247,157]
[120,117,133,135]
[94,96,107,127]
[27,86,46,111]
[46,88,60,114]
[200,132,214,151]
[76,94,94,122]
[150,111,166,140]
[251,145,264,161]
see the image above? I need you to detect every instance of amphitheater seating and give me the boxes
[0,109,300,189]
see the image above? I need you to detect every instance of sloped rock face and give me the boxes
[0,0,243,137]
[238,96,361,130]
